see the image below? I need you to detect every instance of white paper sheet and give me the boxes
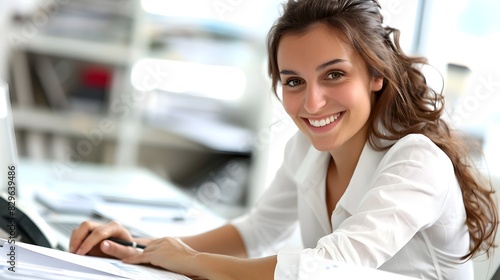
[0,240,191,280]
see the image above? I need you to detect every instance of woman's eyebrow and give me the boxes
[279,69,297,75]
[316,58,347,72]
[279,58,348,76]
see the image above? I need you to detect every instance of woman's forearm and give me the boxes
[180,224,248,258]
[193,253,277,280]
[133,224,247,257]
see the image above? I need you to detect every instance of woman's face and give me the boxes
[277,24,383,152]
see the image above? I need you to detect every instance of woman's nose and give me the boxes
[304,84,327,113]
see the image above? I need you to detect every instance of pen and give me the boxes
[107,238,146,249]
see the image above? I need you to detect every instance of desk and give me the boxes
[13,159,226,250]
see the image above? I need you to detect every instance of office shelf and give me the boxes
[15,33,134,66]
[4,0,274,209]
[12,107,206,151]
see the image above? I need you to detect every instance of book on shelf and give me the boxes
[9,50,48,160]
[33,56,70,110]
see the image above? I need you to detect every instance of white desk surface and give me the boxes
[15,158,227,245]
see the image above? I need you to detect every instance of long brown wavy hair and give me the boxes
[267,0,497,260]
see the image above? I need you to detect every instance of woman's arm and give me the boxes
[123,237,276,280]
[181,224,247,258]
[193,254,276,280]
[70,223,247,259]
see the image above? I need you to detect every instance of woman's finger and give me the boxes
[69,221,100,253]
[73,221,132,256]
[100,240,142,259]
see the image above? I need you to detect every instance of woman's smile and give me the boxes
[304,111,345,135]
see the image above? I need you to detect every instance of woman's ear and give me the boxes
[371,76,384,92]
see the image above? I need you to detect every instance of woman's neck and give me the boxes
[328,127,368,184]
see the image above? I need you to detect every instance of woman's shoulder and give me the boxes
[391,134,442,152]
[371,134,459,201]
[384,133,453,169]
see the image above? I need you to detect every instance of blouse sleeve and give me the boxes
[231,132,308,258]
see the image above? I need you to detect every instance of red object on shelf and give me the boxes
[81,66,112,88]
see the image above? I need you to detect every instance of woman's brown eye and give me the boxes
[327,72,343,80]
[286,79,302,87]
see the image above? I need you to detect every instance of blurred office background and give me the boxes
[0,0,499,217]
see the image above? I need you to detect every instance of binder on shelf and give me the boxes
[9,53,48,160]
[10,51,34,107]
[33,56,70,110]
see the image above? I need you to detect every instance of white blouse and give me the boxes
[232,132,472,279]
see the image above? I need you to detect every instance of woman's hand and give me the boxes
[124,237,277,280]
[69,221,144,260]
[123,237,200,277]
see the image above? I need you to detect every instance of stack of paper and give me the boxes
[0,239,191,280]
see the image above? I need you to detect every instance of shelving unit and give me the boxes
[4,0,274,215]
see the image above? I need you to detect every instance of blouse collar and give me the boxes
[295,139,388,215]
[337,141,387,214]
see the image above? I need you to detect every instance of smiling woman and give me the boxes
[69,1,498,279]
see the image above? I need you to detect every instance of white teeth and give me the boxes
[308,112,342,127]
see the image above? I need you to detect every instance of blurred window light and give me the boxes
[421,0,500,72]
[457,0,500,36]
[131,59,246,101]
[141,1,212,19]
[140,0,283,37]
[419,0,500,133]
